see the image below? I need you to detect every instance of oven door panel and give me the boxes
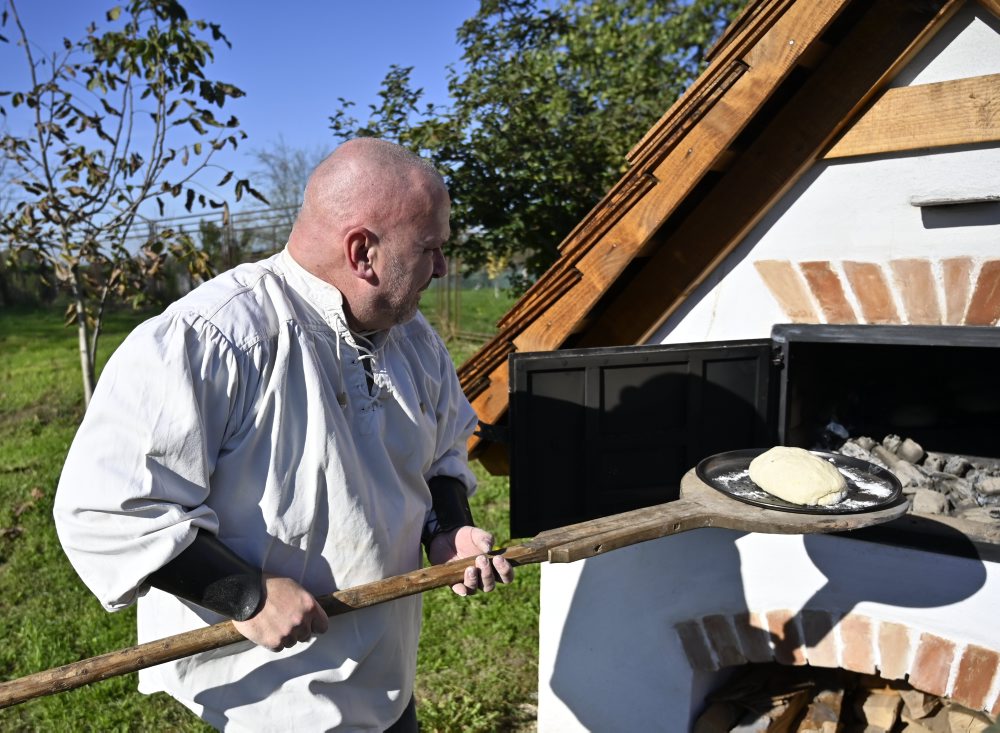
[508,340,778,537]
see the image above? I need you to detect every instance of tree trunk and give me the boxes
[74,295,95,409]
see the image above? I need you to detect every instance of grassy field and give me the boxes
[0,298,537,732]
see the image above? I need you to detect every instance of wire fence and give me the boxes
[0,206,514,342]
[123,204,297,267]
[128,206,513,341]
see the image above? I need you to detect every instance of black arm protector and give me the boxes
[422,475,475,552]
[147,530,264,622]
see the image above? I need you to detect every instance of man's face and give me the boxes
[370,180,450,328]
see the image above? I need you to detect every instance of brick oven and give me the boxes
[508,326,1000,730]
[455,0,1000,730]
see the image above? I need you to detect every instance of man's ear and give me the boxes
[345,227,378,283]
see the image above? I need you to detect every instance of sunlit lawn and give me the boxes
[0,297,536,732]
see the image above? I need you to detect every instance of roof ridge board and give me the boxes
[627,0,795,164]
[705,0,789,64]
[624,58,749,176]
[497,174,655,323]
[496,267,583,333]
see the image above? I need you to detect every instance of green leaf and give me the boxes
[106,6,122,22]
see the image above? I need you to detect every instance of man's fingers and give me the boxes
[463,565,479,594]
[474,530,495,555]
[491,554,514,585]
[476,555,495,593]
[311,605,330,635]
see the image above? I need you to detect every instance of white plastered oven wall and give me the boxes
[536,5,1000,731]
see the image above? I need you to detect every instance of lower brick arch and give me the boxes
[675,610,1000,716]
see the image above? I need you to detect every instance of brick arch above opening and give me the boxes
[753,258,1000,327]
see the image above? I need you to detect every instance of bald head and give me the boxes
[302,138,443,226]
[289,138,445,263]
[286,138,451,330]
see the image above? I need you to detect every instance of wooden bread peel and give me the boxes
[0,469,907,708]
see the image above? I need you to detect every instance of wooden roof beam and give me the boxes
[824,73,1000,158]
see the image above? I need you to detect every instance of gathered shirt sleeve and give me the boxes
[420,327,480,497]
[53,312,242,611]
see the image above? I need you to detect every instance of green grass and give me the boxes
[0,302,537,732]
[421,284,517,342]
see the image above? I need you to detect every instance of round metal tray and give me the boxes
[695,448,903,514]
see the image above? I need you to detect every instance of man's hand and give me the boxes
[427,526,514,596]
[232,574,329,651]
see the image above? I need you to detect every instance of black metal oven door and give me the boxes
[507,339,778,537]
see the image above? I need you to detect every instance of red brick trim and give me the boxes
[675,611,1000,714]
[755,258,1000,327]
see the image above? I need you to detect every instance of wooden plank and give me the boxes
[469,357,509,423]
[458,340,513,404]
[495,256,583,332]
[626,58,750,175]
[501,58,747,337]
[703,0,788,63]
[575,0,958,348]
[976,0,1000,19]
[825,73,1000,159]
[630,0,794,162]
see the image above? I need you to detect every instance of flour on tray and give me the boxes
[710,464,893,511]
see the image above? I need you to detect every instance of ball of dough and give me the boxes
[748,446,848,506]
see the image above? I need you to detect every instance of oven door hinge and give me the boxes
[771,345,785,368]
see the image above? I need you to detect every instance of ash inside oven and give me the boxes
[835,432,1000,528]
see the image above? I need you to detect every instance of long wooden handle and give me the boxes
[0,550,530,710]
[0,470,908,709]
[0,498,683,709]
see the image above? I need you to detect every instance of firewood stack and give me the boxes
[693,663,998,732]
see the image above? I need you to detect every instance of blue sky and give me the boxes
[1,1,480,211]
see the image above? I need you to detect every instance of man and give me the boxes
[53,138,513,732]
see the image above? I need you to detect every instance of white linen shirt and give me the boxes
[53,249,479,732]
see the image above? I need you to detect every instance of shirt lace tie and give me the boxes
[332,314,383,412]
